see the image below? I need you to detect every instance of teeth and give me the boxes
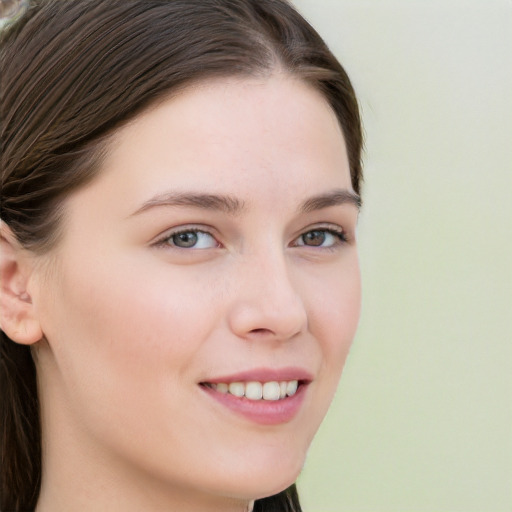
[286,380,298,397]
[228,382,245,397]
[209,380,300,401]
[279,381,287,399]
[262,381,281,401]
[245,382,263,400]
[216,382,229,394]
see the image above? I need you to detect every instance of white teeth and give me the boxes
[263,381,281,401]
[286,380,298,397]
[245,382,263,400]
[228,382,245,397]
[209,380,300,400]
[216,382,229,394]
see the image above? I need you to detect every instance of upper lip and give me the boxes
[201,366,314,384]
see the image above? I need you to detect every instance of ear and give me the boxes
[0,221,43,345]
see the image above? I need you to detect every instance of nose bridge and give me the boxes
[227,244,308,340]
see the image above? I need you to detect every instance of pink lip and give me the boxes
[199,367,313,426]
[202,366,314,384]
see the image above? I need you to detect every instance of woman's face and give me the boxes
[33,75,361,504]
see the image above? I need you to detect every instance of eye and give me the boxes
[157,229,219,249]
[295,228,347,248]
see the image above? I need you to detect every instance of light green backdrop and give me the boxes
[293,1,512,511]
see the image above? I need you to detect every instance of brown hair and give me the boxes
[0,0,363,510]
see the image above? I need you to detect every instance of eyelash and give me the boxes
[153,226,349,250]
[154,228,219,250]
[295,227,348,249]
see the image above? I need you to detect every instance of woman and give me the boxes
[0,0,363,510]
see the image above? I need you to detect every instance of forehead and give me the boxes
[74,75,352,216]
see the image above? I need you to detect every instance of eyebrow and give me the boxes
[299,189,361,213]
[130,192,245,216]
[130,188,361,217]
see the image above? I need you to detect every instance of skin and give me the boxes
[1,74,361,511]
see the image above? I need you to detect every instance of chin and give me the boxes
[216,449,305,501]
[251,472,300,501]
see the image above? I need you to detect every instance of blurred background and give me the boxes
[292,1,512,511]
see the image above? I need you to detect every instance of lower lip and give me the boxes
[200,383,308,426]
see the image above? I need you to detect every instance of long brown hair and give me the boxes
[0,1,363,510]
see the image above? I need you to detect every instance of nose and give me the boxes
[226,251,308,342]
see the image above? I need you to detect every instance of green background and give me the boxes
[293,1,512,511]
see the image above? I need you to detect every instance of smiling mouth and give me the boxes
[200,379,308,401]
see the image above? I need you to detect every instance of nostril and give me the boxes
[249,328,273,335]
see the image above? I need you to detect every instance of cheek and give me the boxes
[306,257,361,378]
[37,254,231,483]
[309,256,361,339]
[39,254,217,418]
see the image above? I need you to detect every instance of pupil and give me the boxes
[304,231,325,246]
[173,232,198,247]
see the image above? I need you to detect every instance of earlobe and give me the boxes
[0,221,43,345]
